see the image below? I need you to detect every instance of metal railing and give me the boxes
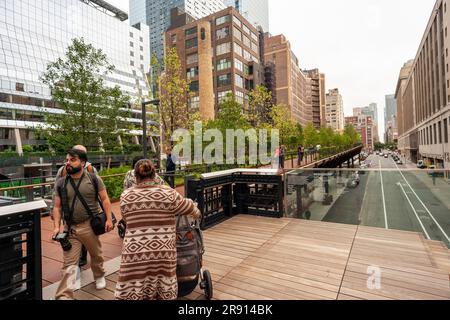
[0,201,45,300]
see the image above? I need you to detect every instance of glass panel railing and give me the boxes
[285,168,450,248]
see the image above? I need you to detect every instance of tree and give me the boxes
[159,47,191,149]
[214,93,250,131]
[269,104,303,150]
[343,125,361,146]
[247,85,273,127]
[39,38,130,152]
[303,123,319,148]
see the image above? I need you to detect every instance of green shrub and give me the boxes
[99,166,131,201]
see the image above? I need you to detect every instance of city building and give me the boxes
[326,89,345,132]
[0,0,155,154]
[396,0,449,167]
[165,7,264,120]
[304,69,326,129]
[264,34,312,127]
[354,103,380,142]
[130,0,226,64]
[346,114,374,152]
[385,94,397,128]
[385,115,398,144]
[223,0,270,32]
[384,94,397,143]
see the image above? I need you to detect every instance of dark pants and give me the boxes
[166,171,175,188]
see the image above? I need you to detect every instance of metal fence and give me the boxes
[0,201,45,300]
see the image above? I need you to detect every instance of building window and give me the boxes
[140,37,143,42]
[189,96,200,110]
[444,119,449,143]
[235,74,244,88]
[243,25,251,36]
[234,43,243,56]
[433,124,437,144]
[243,35,251,48]
[190,81,199,92]
[234,58,243,72]
[233,26,242,41]
[185,37,198,49]
[16,83,24,92]
[187,67,199,79]
[130,51,134,57]
[130,61,134,66]
[216,42,231,55]
[130,41,134,47]
[130,32,134,38]
[216,26,230,40]
[140,46,143,51]
[187,53,198,64]
[217,74,232,87]
[216,15,230,26]
[235,91,244,104]
[439,121,443,143]
[217,58,231,71]
[233,15,242,27]
[185,27,197,36]
[218,90,232,102]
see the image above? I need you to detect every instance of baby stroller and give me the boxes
[176,214,213,300]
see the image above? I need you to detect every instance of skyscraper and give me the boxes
[223,0,270,32]
[264,34,312,127]
[129,0,225,63]
[0,0,153,153]
[385,94,397,126]
[325,89,345,132]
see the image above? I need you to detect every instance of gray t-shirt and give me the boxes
[56,171,106,224]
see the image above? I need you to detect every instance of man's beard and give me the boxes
[66,165,82,175]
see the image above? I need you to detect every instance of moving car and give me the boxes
[417,160,426,169]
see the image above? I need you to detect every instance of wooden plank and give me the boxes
[343,271,450,299]
[229,266,338,299]
[341,276,449,300]
[74,290,101,301]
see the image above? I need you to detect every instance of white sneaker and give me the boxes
[95,277,106,290]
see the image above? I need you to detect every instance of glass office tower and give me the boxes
[0,0,152,152]
[129,0,225,63]
[223,0,269,32]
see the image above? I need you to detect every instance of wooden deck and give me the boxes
[44,215,450,300]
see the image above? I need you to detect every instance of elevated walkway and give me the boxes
[43,215,450,300]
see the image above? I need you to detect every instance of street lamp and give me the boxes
[141,99,160,159]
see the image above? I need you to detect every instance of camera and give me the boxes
[53,232,72,252]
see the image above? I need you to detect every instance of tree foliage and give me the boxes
[247,85,273,127]
[39,38,130,152]
[159,47,191,148]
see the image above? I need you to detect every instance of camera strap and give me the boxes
[68,173,94,219]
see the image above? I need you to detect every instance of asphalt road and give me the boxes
[323,154,450,247]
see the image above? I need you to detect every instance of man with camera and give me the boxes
[51,145,97,267]
[52,148,114,300]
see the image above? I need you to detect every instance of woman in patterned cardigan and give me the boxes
[115,159,201,300]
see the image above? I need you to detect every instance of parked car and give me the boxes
[417,160,426,169]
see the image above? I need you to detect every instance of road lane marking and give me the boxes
[397,182,431,240]
[393,161,450,243]
[379,160,389,229]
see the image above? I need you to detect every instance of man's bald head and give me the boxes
[73,145,88,153]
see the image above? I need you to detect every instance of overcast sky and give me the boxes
[107,0,437,140]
